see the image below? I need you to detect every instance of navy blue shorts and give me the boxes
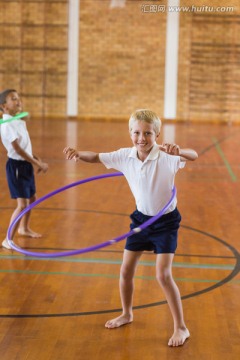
[6,158,36,199]
[126,208,181,254]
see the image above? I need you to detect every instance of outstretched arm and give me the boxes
[63,147,101,163]
[159,143,198,161]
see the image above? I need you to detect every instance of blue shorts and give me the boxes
[6,158,36,199]
[125,208,181,254]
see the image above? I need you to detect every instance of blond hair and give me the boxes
[129,109,161,135]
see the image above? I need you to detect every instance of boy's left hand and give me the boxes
[159,143,180,156]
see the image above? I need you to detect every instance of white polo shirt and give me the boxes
[99,143,185,216]
[0,114,33,160]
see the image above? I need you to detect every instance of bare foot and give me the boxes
[105,314,133,329]
[168,328,190,347]
[18,229,42,238]
[2,239,12,250]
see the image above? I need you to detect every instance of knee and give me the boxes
[16,201,28,212]
[17,205,26,212]
[156,269,172,287]
[120,264,135,281]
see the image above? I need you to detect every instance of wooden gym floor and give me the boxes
[0,118,239,360]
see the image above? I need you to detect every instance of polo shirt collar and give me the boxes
[129,143,160,161]
[3,114,12,121]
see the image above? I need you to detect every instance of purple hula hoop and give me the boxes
[7,172,176,258]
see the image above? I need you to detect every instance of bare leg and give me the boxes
[2,198,29,249]
[156,254,190,346]
[105,249,143,329]
[18,195,41,238]
[7,198,29,239]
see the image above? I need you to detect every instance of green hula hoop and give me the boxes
[0,112,29,125]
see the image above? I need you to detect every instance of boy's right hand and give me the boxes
[37,162,48,174]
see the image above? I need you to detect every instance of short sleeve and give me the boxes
[1,123,18,143]
[179,159,186,169]
[99,148,130,171]
[99,152,115,169]
[164,153,185,174]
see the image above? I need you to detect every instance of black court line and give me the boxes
[0,225,239,318]
[198,128,240,156]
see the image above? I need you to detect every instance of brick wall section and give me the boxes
[0,0,239,123]
[0,0,68,117]
[189,14,240,123]
[79,0,240,122]
[78,0,166,119]
[177,0,240,123]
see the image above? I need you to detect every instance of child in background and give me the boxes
[64,109,198,347]
[0,89,48,249]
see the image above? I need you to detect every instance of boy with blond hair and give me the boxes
[64,109,198,346]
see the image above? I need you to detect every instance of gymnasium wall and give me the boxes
[0,0,239,123]
[178,0,240,123]
[0,0,68,117]
[78,0,166,120]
